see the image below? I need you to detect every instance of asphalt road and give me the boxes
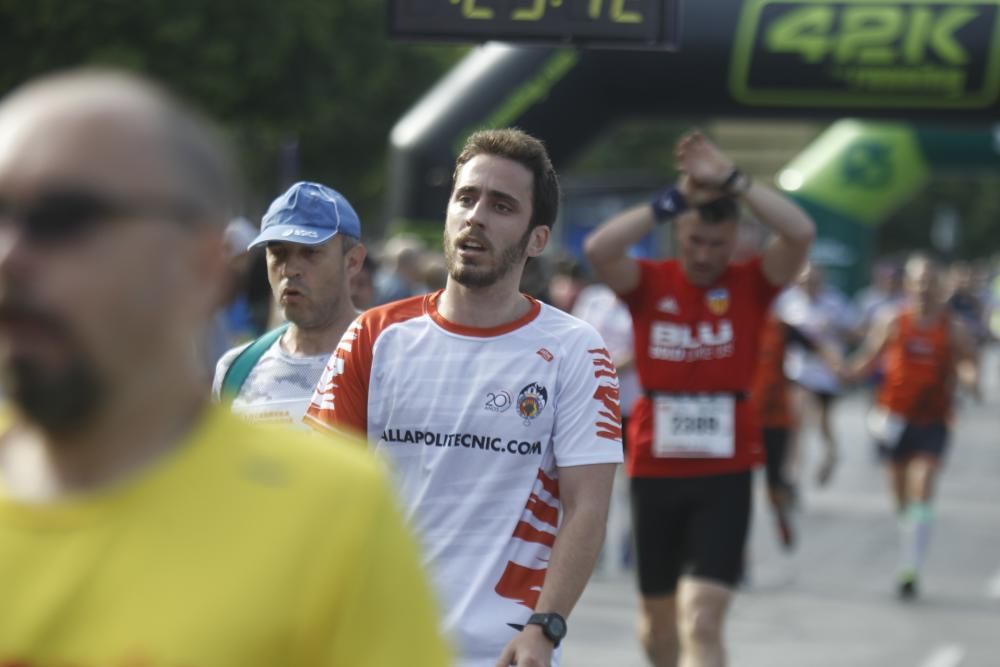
[564,345,1000,667]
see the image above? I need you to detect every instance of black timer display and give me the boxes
[389,0,679,48]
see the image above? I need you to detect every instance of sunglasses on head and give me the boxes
[0,187,203,244]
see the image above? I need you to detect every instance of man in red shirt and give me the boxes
[584,131,815,667]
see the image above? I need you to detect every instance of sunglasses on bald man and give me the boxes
[0,186,204,244]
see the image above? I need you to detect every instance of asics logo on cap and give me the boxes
[282,228,320,238]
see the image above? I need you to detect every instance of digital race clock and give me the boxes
[388,0,681,49]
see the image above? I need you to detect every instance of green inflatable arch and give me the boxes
[777,120,1000,292]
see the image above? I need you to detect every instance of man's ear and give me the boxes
[344,242,367,278]
[526,226,550,258]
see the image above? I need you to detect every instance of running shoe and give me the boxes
[897,572,919,600]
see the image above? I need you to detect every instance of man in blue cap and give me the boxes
[213,181,366,428]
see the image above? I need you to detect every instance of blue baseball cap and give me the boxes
[248,181,361,249]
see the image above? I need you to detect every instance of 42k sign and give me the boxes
[729,0,1000,109]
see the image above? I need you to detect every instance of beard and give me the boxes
[444,226,532,289]
[0,302,105,435]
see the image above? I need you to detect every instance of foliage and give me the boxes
[880,173,1000,261]
[570,117,691,177]
[0,0,464,225]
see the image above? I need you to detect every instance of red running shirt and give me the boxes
[750,315,794,429]
[623,257,781,478]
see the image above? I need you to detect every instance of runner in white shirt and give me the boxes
[306,129,622,667]
[571,282,639,574]
[775,263,861,486]
[212,181,365,428]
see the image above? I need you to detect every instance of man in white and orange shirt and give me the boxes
[306,129,622,667]
[843,253,979,600]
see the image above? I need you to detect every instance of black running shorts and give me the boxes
[878,422,949,462]
[629,471,752,596]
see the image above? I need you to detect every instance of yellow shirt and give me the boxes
[0,407,451,666]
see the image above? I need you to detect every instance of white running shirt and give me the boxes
[572,284,642,417]
[212,336,329,430]
[775,285,860,394]
[305,291,624,667]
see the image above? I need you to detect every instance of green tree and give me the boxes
[0,0,463,227]
[880,174,1000,261]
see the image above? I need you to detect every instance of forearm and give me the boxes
[957,359,979,394]
[843,347,880,382]
[742,180,815,249]
[583,203,656,267]
[532,492,610,617]
[741,178,815,285]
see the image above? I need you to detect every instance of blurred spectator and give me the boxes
[376,235,428,304]
[572,283,641,423]
[990,263,1000,340]
[946,261,989,345]
[519,252,553,303]
[854,260,904,332]
[351,254,378,311]
[202,216,261,377]
[0,68,448,665]
[422,252,449,292]
[572,282,639,574]
[775,262,861,487]
[548,256,586,312]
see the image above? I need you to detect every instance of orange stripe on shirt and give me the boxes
[304,295,426,435]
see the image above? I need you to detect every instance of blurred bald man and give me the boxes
[0,69,449,666]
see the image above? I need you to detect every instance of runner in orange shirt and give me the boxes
[750,315,798,550]
[842,254,979,599]
[751,312,845,551]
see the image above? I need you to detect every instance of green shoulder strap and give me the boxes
[220,323,290,402]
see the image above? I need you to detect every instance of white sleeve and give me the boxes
[551,326,625,467]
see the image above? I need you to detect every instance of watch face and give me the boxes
[547,614,567,638]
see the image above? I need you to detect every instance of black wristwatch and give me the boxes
[525,612,568,647]
[720,167,753,196]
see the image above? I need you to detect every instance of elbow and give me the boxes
[797,217,817,248]
[582,230,603,264]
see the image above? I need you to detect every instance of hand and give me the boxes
[677,172,722,207]
[817,343,845,378]
[832,353,858,384]
[675,130,734,191]
[494,625,555,667]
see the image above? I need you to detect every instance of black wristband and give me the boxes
[650,185,688,223]
[721,168,752,196]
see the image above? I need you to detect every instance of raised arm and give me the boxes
[584,130,816,295]
[675,131,815,287]
[842,309,898,382]
[582,204,649,296]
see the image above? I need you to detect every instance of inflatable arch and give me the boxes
[387,0,1000,289]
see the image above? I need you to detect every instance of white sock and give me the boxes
[899,502,933,578]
